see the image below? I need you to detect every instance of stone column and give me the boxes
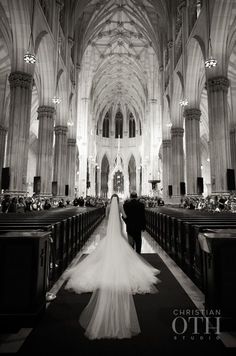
[230,127,236,177]
[53,125,68,196]
[97,167,101,196]
[162,139,172,198]
[6,71,33,193]
[89,164,96,196]
[171,127,185,197]
[136,166,140,195]
[66,138,76,197]
[36,106,55,195]
[123,166,129,199]
[207,76,231,193]
[184,108,201,195]
[0,126,7,189]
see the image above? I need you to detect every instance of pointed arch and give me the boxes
[101,154,109,197]
[128,154,136,193]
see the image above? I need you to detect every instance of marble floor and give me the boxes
[0,218,236,352]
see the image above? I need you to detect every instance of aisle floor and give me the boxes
[0,217,236,353]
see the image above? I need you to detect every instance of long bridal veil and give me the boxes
[64,196,160,339]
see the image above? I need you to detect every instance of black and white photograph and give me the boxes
[0,0,236,354]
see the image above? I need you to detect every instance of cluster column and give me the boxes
[66,138,76,197]
[6,71,33,193]
[36,106,55,195]
[171,127,185,197]
[0,126,7,189]
[230,127,236,177]
[53,125,68,196]
[207,76,231,193]
[162,139,172,198]
[184,108,201,195]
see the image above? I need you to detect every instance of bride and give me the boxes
[64,194,160,339]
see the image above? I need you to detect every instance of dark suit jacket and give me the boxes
[123,198,146,236]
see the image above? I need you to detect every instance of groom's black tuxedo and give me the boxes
[123,198,146,253]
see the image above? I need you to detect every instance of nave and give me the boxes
[1,217,235,355]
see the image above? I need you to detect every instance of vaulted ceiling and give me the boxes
[71,0,169,122]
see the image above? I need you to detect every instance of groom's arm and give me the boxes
[122,201,128,223]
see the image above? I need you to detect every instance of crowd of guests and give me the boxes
[6,192,236,214]
[180,194,236,212]
[0,194,107,213]
[138,196,165,208]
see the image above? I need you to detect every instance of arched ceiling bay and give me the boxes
[72,0,169,122]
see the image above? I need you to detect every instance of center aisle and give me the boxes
[18,218,225,355]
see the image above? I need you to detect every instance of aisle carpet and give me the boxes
[18,254,225,355]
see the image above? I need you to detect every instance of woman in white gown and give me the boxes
[64,194,160,339]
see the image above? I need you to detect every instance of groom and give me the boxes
[123,192,146,254]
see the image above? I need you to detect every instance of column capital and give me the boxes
[8,71,33,89]
[67,138,76,146]
[162,139,171,148]
[184,108,201,121]
[37,105,55,119]
[54,125,68,135]
[171,127,184,137]
[206,76,229,93]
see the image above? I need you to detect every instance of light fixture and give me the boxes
[205,55,217,69]
[205,0,217,69]
[24,0,36,64]
[179,98,188,107]
[207,157,210,162]
[24,52,36,64]
[67,120,74,126]
[52,96,62,104]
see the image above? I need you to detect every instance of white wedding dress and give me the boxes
[64,196,160,339]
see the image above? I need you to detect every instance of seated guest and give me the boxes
[73,197,79,206]
[1,195,11,213]
[58,198,65,208]
[8,197,17,213]
[158,198,164,206]
[16,197,25,213]
[44,199,51,210]
[218,196,225,210]
[78,196,84,207]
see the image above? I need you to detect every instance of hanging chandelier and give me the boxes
[179,98,188,107]
[24,51,36,64]
[52,96,61,104]
[205,55,217,68]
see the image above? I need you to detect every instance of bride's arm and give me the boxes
[119,202,127,219]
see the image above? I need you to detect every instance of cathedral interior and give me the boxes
[0,0,236,353]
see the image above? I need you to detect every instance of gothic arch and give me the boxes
[101,154,110,197]
[128,154,136,193]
